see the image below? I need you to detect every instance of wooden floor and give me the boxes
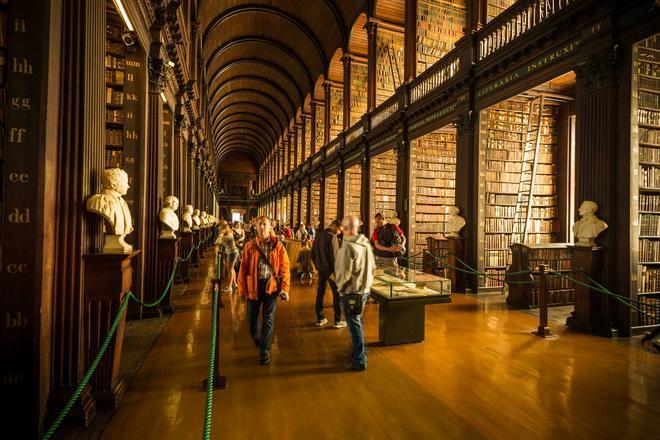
[102,248,660,440]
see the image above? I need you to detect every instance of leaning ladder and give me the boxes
[386,44,401,89]
[511,95,545,244]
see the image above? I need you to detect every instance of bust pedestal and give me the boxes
[423,237,465,292]
[156,238,180,314]
[566,246,613,336]
[82,250,140,409]
[179,232,193,282]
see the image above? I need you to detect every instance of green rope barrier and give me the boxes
[127,260,179,308]
[202,265,221,440]
[42,294,131,440]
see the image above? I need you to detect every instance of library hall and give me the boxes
[3,0,660,438]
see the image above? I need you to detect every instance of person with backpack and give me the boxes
[370,213,405,267]
[237,215,291,365]
[335,215,375,371]
[311,219,345,328]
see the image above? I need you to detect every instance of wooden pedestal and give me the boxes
[179,231,193,282]
[423,237,465,292]
[82,250,140,409]
[566,246,613,336]
[156,238,180,314]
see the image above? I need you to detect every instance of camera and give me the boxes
[121,32,135,47]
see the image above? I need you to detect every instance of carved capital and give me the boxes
[148,57,167,93]
[457,112,474,139]
[575,46,620,95]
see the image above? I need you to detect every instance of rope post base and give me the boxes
[532,265,557,339]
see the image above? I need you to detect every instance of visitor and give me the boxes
[296,239,315,276]
[295,223,308,241]
[311,219,345,328]
[216,223,239,291]
[371,213,404,267]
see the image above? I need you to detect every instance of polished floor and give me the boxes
[102,248,660,440]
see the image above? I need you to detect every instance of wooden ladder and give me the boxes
[386,44,401,90]
[511,95,545,244]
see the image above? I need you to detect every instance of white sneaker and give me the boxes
[315,318,328,327]
[333,321,347,329]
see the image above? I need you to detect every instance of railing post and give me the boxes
[533,264,554,338]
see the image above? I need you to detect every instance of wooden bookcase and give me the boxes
[301,185,308,224]
[409,127,457,256]
[325,173,339,225]
[350,60,368,126]
[632,33,660,330]
[304,115,312,159]
[506,243,574,308]
[105,23,127,169]
[311,181,321,225]
[162,105,173,196]
[329,87,343,140]
[478,99,561,289]
[487,0,517,23]
[345,164,362,218]
[370,149,398,224]
[292,189,299,226]
[416,0,466,75]
[315,103,325,147]
[376,28,404,106]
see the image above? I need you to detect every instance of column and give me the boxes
[360,145,371,235]
[323,81,332,145]
[366,21,378,111]
[338,159,346,219]
[395,140,411,256]
[142,42,167,318]
[310,101,317,155]
[404,0,417,83]
[306,176,313,225]
[301,116,307,162]
[455,112,479,293]
[342,54,352,130]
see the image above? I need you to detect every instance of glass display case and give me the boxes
[371,266,452,299]
[369,264,452,346]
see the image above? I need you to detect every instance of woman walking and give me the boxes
[216,224,239,291]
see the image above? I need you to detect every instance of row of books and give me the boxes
[488,149,555,163]
[639,238,660,262]
[640,165,660,188]
[639,108,660,126]
[485,250,509,267]
[105,54,125,70]
[639,90,660,110]
[414,162,456,172]
[638,265,660,293]
[640,214,660,236]
[106,109,124,124]
[488,121,557,136]
[639,146,660,163]
[416,177,456,187]
[485,218,557,232]
[105,149,123,169]
[105,69,125,85]
[315,103,325,148]
[485,233,511,249]
[105,88,124,106]
[415,195,455,205]
[640,47,659,62]
[527,247,572,260]
[486,181,556,195]
[639,297,660,326]
[528,259,572,271]
[640,127,660,145]
[486,205,557,218]
[640,194,660,211]
[345,166,362,217]
[329,87,343,140]
[638,61,660,78]
[484,269,505,287]
[106,128,123,146]
[640,35,660,49]
[417,186,455,197]
[486,193,556,206]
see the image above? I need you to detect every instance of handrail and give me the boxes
[370,94,398,128]
[478,0,577,61]
[345,122,364,144]
[410,47,461,104]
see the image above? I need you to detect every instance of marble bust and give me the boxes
[573,200,608,247]
[86,168,133,253]
[444,206,466,238]
[182,205,193,232]
[159,196,179,239]
[192,209,201,230]
[200,211,209,227]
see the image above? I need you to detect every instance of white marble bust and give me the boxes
[444,206,466,238]
[159,196,180,239]
[86,168,133,253]
[182,204,193,232]
[573,200,608,247]
[192,209,201,230]
[200,211,209,228]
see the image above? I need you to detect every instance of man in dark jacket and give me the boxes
[311,219,345,328]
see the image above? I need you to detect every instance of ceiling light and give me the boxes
[112,0,134,32]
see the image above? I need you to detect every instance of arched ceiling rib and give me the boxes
[200,1,369,171]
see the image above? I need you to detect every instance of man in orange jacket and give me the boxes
[238,215,291,365]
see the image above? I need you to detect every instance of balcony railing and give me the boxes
[370,94,398,128]
[479,0,577,61]
[345,122,364,144]
[410,49,461,104]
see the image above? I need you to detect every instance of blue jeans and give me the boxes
[315,271,341,322]
[341,293,369,368]
[247,279,277,358]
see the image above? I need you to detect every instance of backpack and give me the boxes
[377,224,405,257]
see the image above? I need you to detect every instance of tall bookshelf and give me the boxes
[633,33,660,330]
[301,185,308,224]
[376,28,404,106]
[276,197,283,223]
[292,189,299,226]
[304,115,312,159]
[345,164,362,218]
[370,149,398,224]
[105,24,127,169]
[325,173,339,226]
[479,99,560,288]
[311,181,321,225]
[350,61,368,126]
[315,103,325,148]
[283,193,290,224]
[329,87,343,139]
[487,0,516,22]
[296,126,302,166]
[416,0,466,75]
[409,127,457,256]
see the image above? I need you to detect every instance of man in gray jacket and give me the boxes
[334,215,375,371]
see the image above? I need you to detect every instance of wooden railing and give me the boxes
[410,49,461,104]
[479,0,577,61]
[370,94,398,128]
[345,122,364,144]
[326,138,340,157]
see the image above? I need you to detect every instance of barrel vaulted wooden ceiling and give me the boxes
[199,0,405,170]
